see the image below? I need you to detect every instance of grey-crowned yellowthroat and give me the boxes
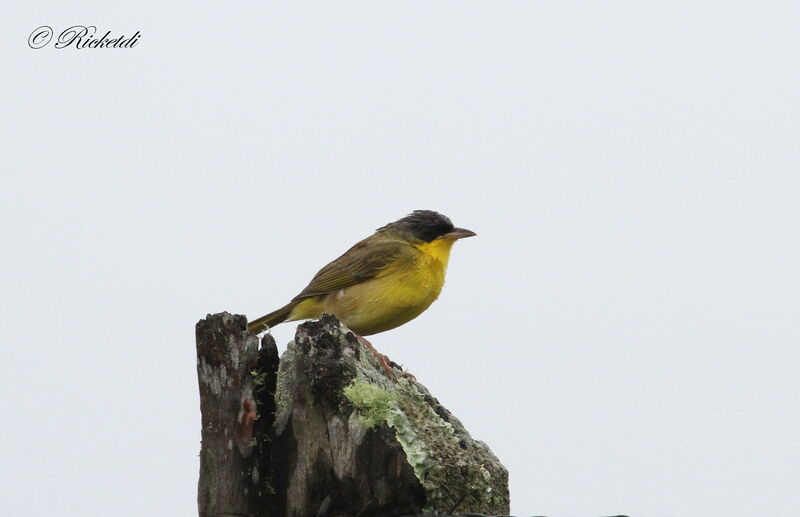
[248,210,475,336]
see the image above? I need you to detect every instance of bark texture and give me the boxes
[196,312,275,517]
[196,312,509,517]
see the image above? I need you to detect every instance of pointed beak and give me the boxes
[443,227,477,240]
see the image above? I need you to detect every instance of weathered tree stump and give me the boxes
[196,312,260,517]
[195,312,509,517]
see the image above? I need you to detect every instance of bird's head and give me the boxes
[380,210,477,244]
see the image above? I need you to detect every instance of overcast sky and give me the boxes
[2,2,799,516]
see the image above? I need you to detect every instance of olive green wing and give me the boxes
[292,237,412,301]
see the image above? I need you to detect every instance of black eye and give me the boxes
[418,227,440,242]
[412,215,453,241]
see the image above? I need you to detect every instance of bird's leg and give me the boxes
[355,334,396,379]
[355,335,418,381]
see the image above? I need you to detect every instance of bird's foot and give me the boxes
[401,370,417,382]
[355,335,396,379]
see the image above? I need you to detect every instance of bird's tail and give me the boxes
[247,301,297,334]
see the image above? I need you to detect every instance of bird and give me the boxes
[247,210,476,339]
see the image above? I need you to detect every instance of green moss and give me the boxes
[343,379,397,428]
[343,371,505,513]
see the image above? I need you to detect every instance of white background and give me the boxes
[2,3,798,516]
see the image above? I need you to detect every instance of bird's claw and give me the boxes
[356,335,397,379]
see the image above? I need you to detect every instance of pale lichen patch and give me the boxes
[198,356,231,396]
[343,379,396,428]
[341,372,503,513]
